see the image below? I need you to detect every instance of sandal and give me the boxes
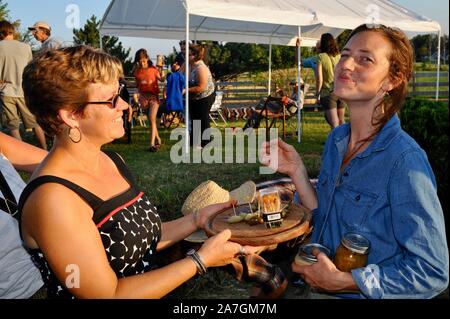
[147,145,158,152]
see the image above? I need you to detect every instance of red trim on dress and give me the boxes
[96,192,144,228]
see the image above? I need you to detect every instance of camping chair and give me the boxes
[209,91,227,126]
[246,96,290,140]
[161,110,183,128]
[159,97,184,129]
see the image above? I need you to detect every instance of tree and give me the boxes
[0,0,8,21]
[73,15,133,75]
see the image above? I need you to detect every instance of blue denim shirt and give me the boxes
[310,114,449,299]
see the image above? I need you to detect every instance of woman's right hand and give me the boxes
[260,138,305,178]
[197,229,241,268]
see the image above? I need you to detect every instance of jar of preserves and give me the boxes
[334,232,370,272]
[294,243,331,266]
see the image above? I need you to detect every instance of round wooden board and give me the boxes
[204,203,312,246]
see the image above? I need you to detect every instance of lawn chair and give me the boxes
[244,96,291,140]
[209,91,227,126]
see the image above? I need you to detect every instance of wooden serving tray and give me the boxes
[204,203,312,246]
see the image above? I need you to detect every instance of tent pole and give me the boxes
[268,40,272,96]
[99,31,103,51]
[183,1,190,154]
[436,29,441,100]
[297,26,302,143]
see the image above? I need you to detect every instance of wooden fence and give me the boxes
[410,71,448,98]
[123,70,448,117]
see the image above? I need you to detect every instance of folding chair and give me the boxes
[209,91,227,126]
[247,96,289,140]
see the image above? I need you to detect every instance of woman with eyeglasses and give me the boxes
[18,46,253,299]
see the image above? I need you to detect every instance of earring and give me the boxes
[68,127,82,143]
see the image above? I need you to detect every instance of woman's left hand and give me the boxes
[196,200,237,229]
[292,252,355,292]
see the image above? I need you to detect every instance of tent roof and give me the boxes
[100,0,441,47]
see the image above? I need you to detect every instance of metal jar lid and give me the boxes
[298,243,331,263]
[341,232,370,255]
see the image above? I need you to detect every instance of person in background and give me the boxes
[0,20,47,150]
[262,24,448,299]
[315,33,346,129]
[19,45,255,299]
[164,62,185,118]
[175,40,188,66]
[184,44,216,148]
[0,132,47,299]
[133,48,164,152]
[28,21,61,52]
[118,77,133,144]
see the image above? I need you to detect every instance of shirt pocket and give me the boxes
[338,185,378,230]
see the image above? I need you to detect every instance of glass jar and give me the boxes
[294,243,331,266]
[334,232,370,272]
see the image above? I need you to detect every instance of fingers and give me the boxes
[215,229,232,242]
[315,251,332,265]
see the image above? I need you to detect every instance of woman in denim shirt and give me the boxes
[261,24,448,298]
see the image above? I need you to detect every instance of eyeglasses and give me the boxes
[86,84,124,109]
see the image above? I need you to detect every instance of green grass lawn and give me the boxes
[103,112,330,221]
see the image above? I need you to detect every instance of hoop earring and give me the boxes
[68,127,82,143]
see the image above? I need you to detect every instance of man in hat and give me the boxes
[28,21,61,52]
[0,20,47,149]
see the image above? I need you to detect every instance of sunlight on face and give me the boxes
[333,31,393,103]
[139,58,148,68]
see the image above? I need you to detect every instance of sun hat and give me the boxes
[28,21,51,31]
[181,180,230,215]
[182,180,257,243]
[181,180,257,215]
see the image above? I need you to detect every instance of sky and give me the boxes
[5,0,449,62]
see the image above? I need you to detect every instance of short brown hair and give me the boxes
[22,45,123,136]
[0,20,14,40]
[189,44,207,62]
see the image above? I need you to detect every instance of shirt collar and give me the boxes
[333,114,402,158]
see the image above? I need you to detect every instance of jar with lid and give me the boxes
[292,243,330,287]
[334,232,370,272]
[294,243,331,266]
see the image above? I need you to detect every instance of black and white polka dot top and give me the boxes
[18,151,162,298]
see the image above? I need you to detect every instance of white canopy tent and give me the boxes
[100,0,441,146]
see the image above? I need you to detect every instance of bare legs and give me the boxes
[10,127,47,150]
[148,101,161,147]
[34,126,48,150]
[324,109,340,129]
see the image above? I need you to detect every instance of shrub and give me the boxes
[399,97,449,216]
